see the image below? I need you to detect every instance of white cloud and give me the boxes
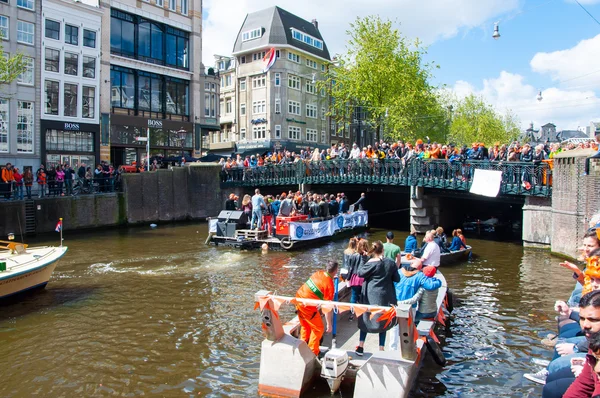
[201,0,520,66]
[450,71,600,130]
[530,33,600,91]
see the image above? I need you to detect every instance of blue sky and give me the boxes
[202,0,600,131]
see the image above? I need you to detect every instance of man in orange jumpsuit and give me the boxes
[295,261,338,356]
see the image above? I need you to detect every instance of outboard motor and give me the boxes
[320,348,348,394]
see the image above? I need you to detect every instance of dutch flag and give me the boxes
[55,220,62,233]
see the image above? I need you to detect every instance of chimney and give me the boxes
[311,19,318,30]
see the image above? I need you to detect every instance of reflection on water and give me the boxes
[0,224,573,397]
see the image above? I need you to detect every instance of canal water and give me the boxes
[0,223,573,397]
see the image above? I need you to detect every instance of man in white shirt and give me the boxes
[349,143,360,159]
[417,231,441,268]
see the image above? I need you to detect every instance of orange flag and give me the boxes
[429,329,440,344]
[376,307,397,329]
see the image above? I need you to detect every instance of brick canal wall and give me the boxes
[0,193,125,236]
[121,163,245,225]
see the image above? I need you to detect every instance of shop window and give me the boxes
[82,87,95,118]
[45,48,59,72]
[64,83,78,117]
[64,52,78,76]
[44,80,59,115]
[17,101,33,153]
[83,56,95,78]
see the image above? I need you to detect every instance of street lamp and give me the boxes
[177,128,187,160]
[492,22,500,40]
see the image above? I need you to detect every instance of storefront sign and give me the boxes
[251,118,267,125]
[64,123,80,131]
[148,119,163,128]
[286,118,307,125]
[236,140,271,151]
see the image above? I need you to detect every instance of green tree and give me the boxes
[447,94,520,146]
[0,36,27,88]
[320,16,444,143]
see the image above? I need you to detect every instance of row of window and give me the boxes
[111,9,190,70]
[0,16,34,45]
[238,126,324,143]
[110,65,189,116]
[0,0,35,10]
[45,19,97,48]
[290,28,324,51]
[45,80,95,119]
[0,100,35,154]
[237,99,326,119]
[45,48,96,79]
[238,50,326,72]
[239,73,325,96]
[139,0,187,13]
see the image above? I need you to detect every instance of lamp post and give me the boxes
[446,105,453,144]
[177,129,187,161]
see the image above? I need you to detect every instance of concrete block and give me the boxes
[0,201,25,236]
[410,207,427,217]
[157,170,175,221]
[409,199,425,208]
[141,172,159,222]
[258,334,317,398]
[172,167,189,220]
[410,216,432,225]
[122,174,144,224]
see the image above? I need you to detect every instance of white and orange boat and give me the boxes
[0,239,68,299]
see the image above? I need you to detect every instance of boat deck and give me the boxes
[0,246,68,277]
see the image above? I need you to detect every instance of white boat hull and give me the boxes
[0,246,68,299]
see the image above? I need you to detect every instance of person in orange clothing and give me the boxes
[295,260,338,356]
[1,162,15,199]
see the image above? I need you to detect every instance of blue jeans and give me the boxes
[15,184,23,200]
[416,311,437,322]
[251,210,262,229]
[568,282,583,307]
[350,286,361,304]
[25,185,31,199]
[65,179,73,195]
[552,336,585,361]
[359,330,386,347]
[558,323,582,339]
[548,352,586,374]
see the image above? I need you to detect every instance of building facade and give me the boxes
[211,6,331,156]
[41,0,102,170]
[0,0,41,172]
[211,54,235,154]
[100,0,218,167]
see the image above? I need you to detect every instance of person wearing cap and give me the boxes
[405,226,418,254]
[383,231,401,266]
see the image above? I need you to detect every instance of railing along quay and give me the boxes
[221,159,552,197]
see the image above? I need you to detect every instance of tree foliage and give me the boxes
[320,16,445,143]
[0,36,27,88]
[447,94,521,146]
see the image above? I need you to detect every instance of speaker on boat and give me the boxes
[217,222,237,237]
[217,210,248,225]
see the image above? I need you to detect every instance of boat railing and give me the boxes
[255,290,419,362]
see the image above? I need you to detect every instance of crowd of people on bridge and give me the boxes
[218,133,600,190]
[523,212,600,397]
[219,133,600,171]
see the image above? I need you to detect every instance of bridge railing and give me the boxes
[221,159,552,196]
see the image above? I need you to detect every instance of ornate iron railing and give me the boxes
[220,159,552,197]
